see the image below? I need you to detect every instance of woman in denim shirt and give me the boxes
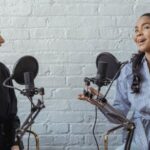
[79,13,150,150]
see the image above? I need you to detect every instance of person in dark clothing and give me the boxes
[0,34,20,150]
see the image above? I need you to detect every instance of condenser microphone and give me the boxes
[96,52,121,81]
[95,61,108,87]
[24,72,34,91]
[84,52,122,88]
[96,61,108,81]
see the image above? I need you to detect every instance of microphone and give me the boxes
[84,61,108,87]
[23,72,35,97]
[84,52,122,88]
[96,61,108,81]
[95,61,108,87]
[24,72,35,96]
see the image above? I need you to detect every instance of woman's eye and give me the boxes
[134,29,138,33]
[143,25,150,29]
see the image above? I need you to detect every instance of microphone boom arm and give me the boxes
[16,98,45,140]
[81,90,135,150]
[79,52,133,149]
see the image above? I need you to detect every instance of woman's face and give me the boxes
[134,16,150,53]
[0,35,5,47]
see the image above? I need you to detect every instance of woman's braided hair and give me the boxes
[131,51,144,93]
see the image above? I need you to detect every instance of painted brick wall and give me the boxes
[0,0,149,149]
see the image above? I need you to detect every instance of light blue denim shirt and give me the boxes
[112,57,150,150]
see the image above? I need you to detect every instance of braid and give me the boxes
[131,51,145,93]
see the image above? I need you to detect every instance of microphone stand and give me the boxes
[3,77,45,150]
[83,73,135,150]
[103,123,135,150]
[16,87,45,150]
[96,96,135,150]
[83,89,135,150]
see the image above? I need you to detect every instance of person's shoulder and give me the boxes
[0,62,7,68]
[0,62,10,79]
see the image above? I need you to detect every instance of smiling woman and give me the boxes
[133,13,150,66]
[0,34,21,150]
[134,14,150,51]
[78,13,150,150]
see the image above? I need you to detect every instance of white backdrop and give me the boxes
[0,0,149,149]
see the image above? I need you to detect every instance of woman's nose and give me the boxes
[136,29,143,37]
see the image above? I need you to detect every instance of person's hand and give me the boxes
[88,87,99,96]
[11,145,19,150]
[78,93,89,101]
[78,87,102,101]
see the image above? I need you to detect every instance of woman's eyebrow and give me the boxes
[142,22,150,25]
[134,26,138,29]
[134,22,150,29]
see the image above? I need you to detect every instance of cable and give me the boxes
[92,106,100,150]
[3,76,22,92]
[92,87,102,150]
[103,61,128,99]
[27,102,33,150]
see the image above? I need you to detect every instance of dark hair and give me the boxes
[131,52,145,93]
[141,13,150,17]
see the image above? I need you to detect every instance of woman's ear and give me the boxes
[0,35,5,45]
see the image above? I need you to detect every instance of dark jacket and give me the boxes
[0,62,20,147]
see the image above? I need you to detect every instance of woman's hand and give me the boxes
[78,93,89,101]
[88,87,99,96]
[11,145,20,150]
[78,87,102,101]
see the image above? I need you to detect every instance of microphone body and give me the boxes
[24,72,35,96]
[95,61,108,87]
[96,61,108,81]
[84,61,109,87]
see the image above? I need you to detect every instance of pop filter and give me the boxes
[12,55,39,85]
[96,52,121,81]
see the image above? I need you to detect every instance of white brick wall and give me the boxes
[0,0,149,149]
